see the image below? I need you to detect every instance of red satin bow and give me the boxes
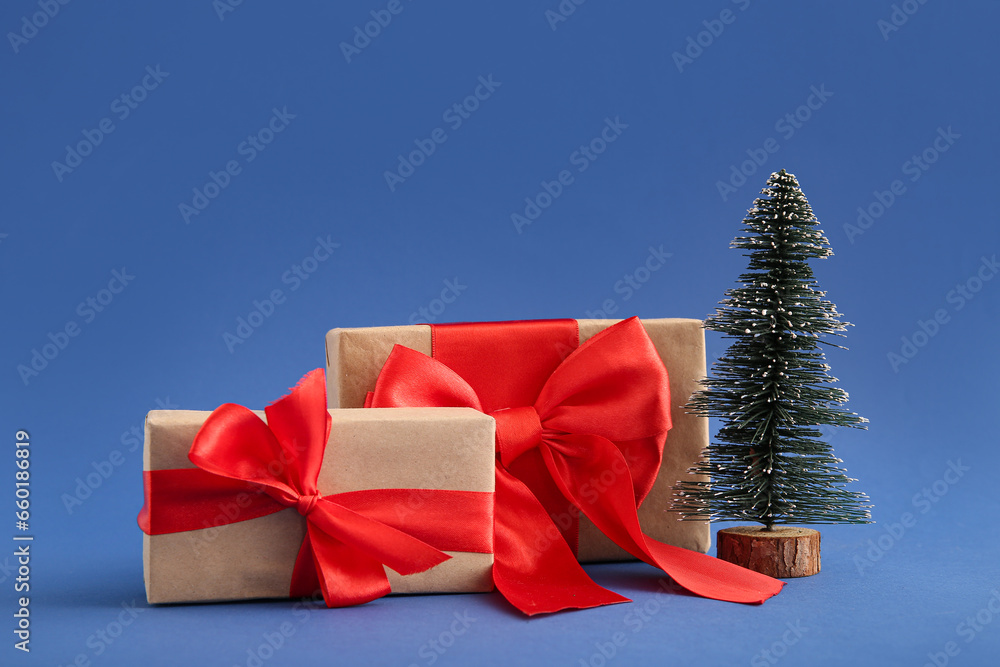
[367,317,783,614]
[140,369,455,607]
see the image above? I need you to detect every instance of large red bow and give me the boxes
[367,317,783,614]
[139,369,457,607]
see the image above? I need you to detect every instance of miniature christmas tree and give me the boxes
[674,169,871,577]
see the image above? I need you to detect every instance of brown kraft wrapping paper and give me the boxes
[143,407,495,604]
[324,318,710,562]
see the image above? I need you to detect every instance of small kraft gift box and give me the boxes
[138,369,495,607]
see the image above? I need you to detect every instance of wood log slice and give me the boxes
[716,526,820,578]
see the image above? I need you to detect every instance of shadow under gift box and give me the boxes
[143,407,495,604]
[324,318,710,563]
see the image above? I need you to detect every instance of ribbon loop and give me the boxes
[492,406,543,468]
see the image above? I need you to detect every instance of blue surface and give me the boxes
[3,1,999,665]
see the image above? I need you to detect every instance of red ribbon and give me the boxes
[367,317,784,614]
[138,368,493,608]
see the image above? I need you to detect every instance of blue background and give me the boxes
[3,1,999,665]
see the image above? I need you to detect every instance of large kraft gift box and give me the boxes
[142,407,495,604]
[324,318,710,562]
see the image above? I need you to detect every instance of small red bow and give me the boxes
[141,369,455,607]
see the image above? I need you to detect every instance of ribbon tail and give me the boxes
[544,435,784,605]
[492,466,629,615]
[305,523,394,607]
[641,538,784,604]
[309,499,451,576]
[289,529,322,600]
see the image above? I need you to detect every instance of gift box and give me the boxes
[140,394,496,605]
[324,318,710,563]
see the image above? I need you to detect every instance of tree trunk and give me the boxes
[716,526,820,578]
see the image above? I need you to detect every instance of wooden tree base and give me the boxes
[716,526,821,578]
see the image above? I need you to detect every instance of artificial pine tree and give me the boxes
[674,169,871,577]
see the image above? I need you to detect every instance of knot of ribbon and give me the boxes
[366,317,783,614]
[492,406,543,468]
[295,492,321,517]
[139,369,458,608]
